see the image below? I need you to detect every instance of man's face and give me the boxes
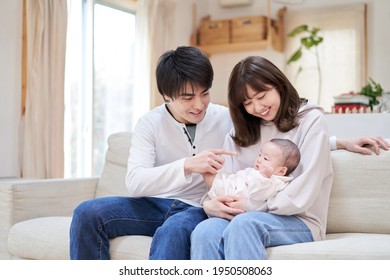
[164,83,210,124]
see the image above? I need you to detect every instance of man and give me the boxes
[70,46,235,260]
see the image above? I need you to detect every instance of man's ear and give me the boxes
[163,94,170,103]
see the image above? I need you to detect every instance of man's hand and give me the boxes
[337,136,390,155]
[202,172,216,188]
[203,196,244,220]
[184,149,236,174]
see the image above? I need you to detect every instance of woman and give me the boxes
[191,56,333,259]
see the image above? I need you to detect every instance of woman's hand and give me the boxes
[203,196,244,221]
[337,136,390,155]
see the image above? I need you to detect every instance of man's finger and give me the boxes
[212,149,237,156]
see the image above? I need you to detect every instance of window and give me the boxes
[285,4,366,112]
[64,0,137,177]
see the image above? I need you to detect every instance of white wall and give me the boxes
[368,0,390,91]
[1,0,389,177]
[172,0,390,105]
[326,113,390,138]
[0,0,22,177]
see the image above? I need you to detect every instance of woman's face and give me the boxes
[243,85,281,121]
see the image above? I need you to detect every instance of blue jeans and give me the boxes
[69,196,207,260]
[191,212,313,259]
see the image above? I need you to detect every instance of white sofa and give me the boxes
[1,132,390,260]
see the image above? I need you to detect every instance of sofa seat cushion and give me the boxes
[8,217,71,259]
[9,217,390,260]
[8,216,151,260]
[109,235,151,259]
[267,233,390,259]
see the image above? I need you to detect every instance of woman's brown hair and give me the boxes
[228,56,307,147]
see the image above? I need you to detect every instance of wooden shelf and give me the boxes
[190,1,286,56]
[194,40,269,55]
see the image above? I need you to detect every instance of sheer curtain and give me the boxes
[285,4,366,112]
[21,0,67,178]
[134,0,175,116]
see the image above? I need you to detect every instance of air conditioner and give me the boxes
[219,0,254,8]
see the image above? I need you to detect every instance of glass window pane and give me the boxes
[93,4,135,175]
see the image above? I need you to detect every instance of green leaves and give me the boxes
[287,48,302,64]
[301,36,323,48]
[288,24,308,36]
[360,77,383,108]
[287,24,323,65]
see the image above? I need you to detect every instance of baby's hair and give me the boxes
[270,138,300,175]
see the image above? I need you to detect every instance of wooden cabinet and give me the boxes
[190,0,286,56]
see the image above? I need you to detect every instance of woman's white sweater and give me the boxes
[222,104,334,241]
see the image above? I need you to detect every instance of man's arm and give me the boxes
[334,136,390,155]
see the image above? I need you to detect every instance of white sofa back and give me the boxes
[327,149,390,234]
[97,132,390,235]
[95,132,132,198]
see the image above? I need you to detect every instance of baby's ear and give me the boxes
[278,166,288,176]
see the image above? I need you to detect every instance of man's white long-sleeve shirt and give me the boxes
[125,103,233,206]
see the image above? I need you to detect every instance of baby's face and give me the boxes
[254,142,285,176]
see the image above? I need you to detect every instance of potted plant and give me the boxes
[360,78,383,110]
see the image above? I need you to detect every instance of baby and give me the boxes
[202,138,300,212]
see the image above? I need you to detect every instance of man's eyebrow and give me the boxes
[180,92,195,97]
[180,88,210,96]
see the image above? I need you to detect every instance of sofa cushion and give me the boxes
[9,216,390,260]
[109,235,151,260]
[327,149,390,234]
[8,216,151,260]
[95,132,132,198]
[8,217,71,259]
[267,233,390,260]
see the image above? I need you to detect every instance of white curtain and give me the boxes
[22,0,67,178]
[133,0,175,116]
[285,4,366,112]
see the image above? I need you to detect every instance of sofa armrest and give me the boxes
[0,177,98,224]
[0,177,99,259]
